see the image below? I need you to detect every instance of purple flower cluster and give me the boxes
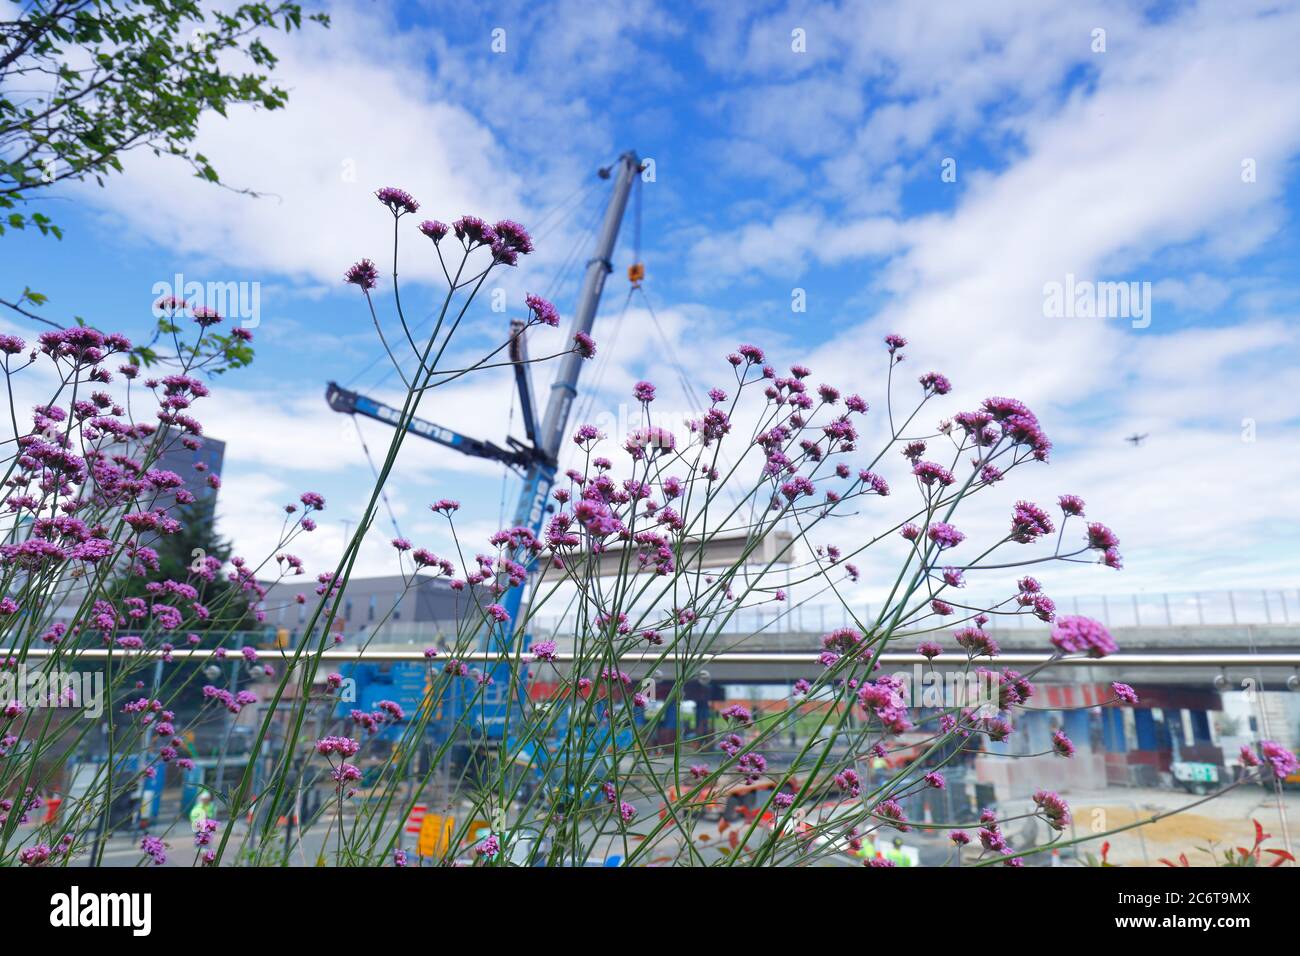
[1050,615,1118,658]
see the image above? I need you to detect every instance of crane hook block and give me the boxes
[628,263,645,286]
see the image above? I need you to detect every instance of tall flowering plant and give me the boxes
[0,311,275,866]
[1,185,1294,869]
[411,331,1146,866]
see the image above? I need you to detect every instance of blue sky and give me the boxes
[5,0,1300,608]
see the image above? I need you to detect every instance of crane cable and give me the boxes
[351,414,405,541]
[340,177,605,513]
[633,282,748,515]
[343,176,601,392]
[566,284,635,445]
[498,380,517,529]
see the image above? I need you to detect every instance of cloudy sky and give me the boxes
[6,0,1300,616]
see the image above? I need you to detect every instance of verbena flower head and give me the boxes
[419,220,449,242]
[345,259,379,291]
[1010,500,1054,543]
[927,522,965,549]
[1050,615,1118,658]
[1111,682,1139,704]
[525,293,559,327]
[493,219,534,256]
[452,215,496,246]
[1261,741,1299,780]
[1058,494,1085,516]
[919,371,952,395]
[375,186,419,215]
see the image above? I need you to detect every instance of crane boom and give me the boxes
[325,381,532,470]
[486,151,641,738]
[324,151,643,742]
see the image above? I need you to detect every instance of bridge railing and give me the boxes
[528,588,1300,640]
[257,589,1300,649]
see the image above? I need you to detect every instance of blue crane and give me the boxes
[326,151,643,741]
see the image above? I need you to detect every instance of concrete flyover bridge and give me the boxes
[525,588,1300,685]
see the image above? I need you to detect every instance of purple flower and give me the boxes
[191,305,222,326]
[721,704,752,725]
[954,626,999,658]
[876,798,910,831]
[375,186,420,215]
[1050,615,1118,658]
[1058,494,1086,516]
[1052,730,1076,757]
[193,819,218,848]
[1033,789,1071,830]
[1009,501,1054,543]
[919,371,952,395]
[531,640,558,663]
[927,522,965,550]
[1261,741,1299,780]
[494,220,534,255]
[1086,521,1120,551]
[315,735,361,758]
[141,835,167,865]
[912,460,955,487]
[834,768,861,797]
[344,259,379,291]
[1111,682,1139,704]
[19,844,52,866]
[418,220,448,242]
[525,293,559,327]
[574,331,596,359]
[453,216,496,246]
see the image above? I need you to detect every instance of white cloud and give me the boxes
[71,2,530,288]
[36,0,1300,604]
[792,3,1300,594]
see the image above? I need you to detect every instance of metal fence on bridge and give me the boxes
[529,588,1300,639]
